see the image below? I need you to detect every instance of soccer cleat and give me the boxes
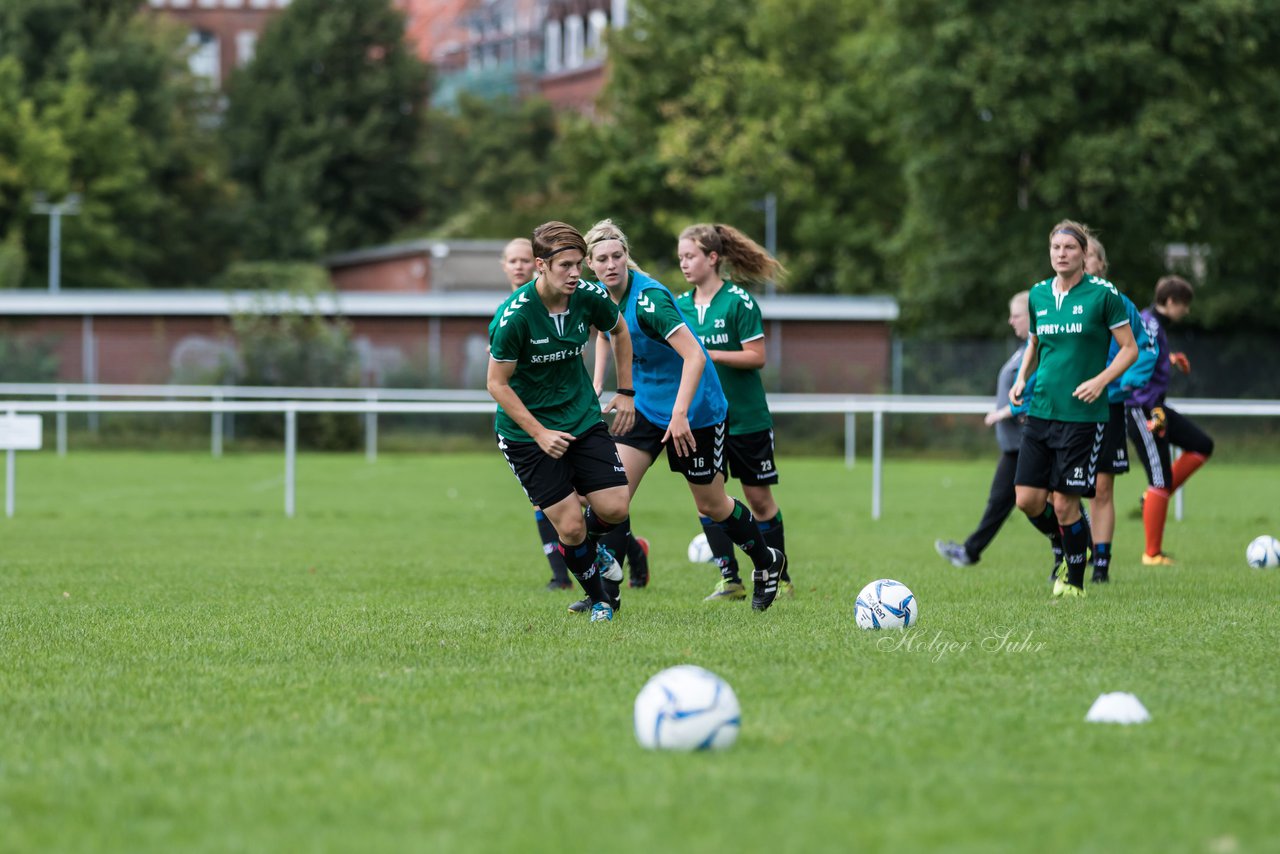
[703,579,746,601]
[934,539,973,568]
[776,579,795,599]
[1054,582,1087,599]
[1091,568,1110,584]
[595,547,624,583]
[1141,552,1176,566]
[568,597,592,614]
[752,548,786,612]
[546,578,574,592]
[589,601,614,622]
[629,536,651,589]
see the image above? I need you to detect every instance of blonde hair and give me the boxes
[1010,290,1030,312]
[583,218,640,271]
[678,223,785,287]
[502,237,532,261]
[1048,219,1090,252]
[1087,236,1107,275]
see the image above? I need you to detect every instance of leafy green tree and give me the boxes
[223,0,431,259]
[419,94,565,239]
[0,0,238,288]
[852,0,1280,333]
[556,0,898,293]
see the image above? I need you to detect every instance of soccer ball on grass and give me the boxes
[1246,535,1280,569]
[633,665,740,751]
[854,578,918,630]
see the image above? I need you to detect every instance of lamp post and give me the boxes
[30,193,82,293]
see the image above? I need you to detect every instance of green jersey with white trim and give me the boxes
[488,280,620,441]
[1027,274,1129,423]
[676,281,771,434]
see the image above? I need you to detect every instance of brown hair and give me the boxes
[1154,275,1194,306]
[583,218,640,271]
[531,221,586,261]
[1048,219,1090,252]
[678,223,785,287]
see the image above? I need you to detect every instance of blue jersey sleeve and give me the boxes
[1108,296,1158,402]
[1011,370,1036,416]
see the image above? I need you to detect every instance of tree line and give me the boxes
[2,0,1277,335]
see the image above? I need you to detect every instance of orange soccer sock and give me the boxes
[1171,452,1208,492]
[1143,488,1171,557]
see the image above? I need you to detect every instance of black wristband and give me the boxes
[615,388,635,397]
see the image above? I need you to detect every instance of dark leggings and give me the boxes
[1126,405,1214,491]
[964,451,1019,561]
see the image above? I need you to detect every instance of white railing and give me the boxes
[1,384,1277,519]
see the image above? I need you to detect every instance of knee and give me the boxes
[593,495,630,525]
[556,517,586,544]
[1014,492,1041,516]
[1052,496,1080,523]
[1094,482,1113,506]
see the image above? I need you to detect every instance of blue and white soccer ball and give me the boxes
[855,578,918,630]
[687,532,714,564]
[1246,535,1280,569]
[633,665,740,751]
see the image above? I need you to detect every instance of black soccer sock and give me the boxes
[1027,503,1060,539]
[701,515,741,583]
[535,509,569,583]
[585,508,627,605]
[560,539,608,603]
[1061,518,1089,588]
[757,511,789,582]
[584,507,625,558]
[1093,541,1111,577]
[715,499,773,573]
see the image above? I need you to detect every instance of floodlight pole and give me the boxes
[30,194,82,293]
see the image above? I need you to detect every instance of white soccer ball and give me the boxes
[855,578,919,630]
[687,532,714,564]
[633,665,740,751]
[1246,535,1280,569]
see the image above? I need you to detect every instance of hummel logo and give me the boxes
[729,285,755,310]
[637,293,657,313]
[1036,309,1048,317]
[500,293,530,327]
[530,337,549,344]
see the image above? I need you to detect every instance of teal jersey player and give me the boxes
[1026,273,1130,423]
[489,279,621,442]
[676,281,772,435]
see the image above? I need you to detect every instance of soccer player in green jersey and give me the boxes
[500,237,650,594]
[676,223,792,602]
[488,222,637,622]
[1009,219,1138,598]
[586,218,787,612]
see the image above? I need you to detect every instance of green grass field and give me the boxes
[2,450,1278,853]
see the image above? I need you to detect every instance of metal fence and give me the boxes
[3,383,1278,520]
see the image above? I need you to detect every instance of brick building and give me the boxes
[0,290,897,393]
[145,0,292,90]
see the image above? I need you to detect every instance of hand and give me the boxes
[1008,380,1025,406]
[1170,352,1190,374]
[983,407,1006,427]
[1146,406,1167,437]
[661,411,696,457]
[535,429,576,459]
[1072,376,1107,404]
[604,393,636,436]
